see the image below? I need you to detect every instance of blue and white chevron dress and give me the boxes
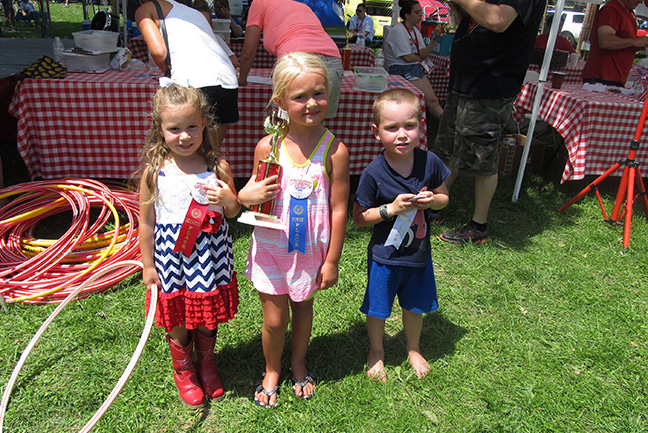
[151,169,239,332]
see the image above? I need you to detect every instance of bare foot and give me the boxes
[408,350,430,379]
[367,352,387,382]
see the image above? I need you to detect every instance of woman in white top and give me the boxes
[136,0,239,143]
[383,0,443,120]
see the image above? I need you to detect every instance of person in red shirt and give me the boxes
[583,0,648,86]
[534,13,576,54]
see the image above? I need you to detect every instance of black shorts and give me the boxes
[199,86,239,125]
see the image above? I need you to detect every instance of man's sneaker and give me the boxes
[430,209,445,225]
[439,223,488,244]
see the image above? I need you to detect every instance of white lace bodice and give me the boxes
[154,170,223,224]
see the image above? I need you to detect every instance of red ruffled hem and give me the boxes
[145,272,239,332]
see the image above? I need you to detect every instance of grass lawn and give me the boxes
[1,3,648,431]
[2,2,110,39]
[1,160,647,432]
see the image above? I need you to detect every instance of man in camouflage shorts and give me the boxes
[433,0,544,244]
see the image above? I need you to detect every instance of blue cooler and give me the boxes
[432,33,454,56]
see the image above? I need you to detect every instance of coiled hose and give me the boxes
[0,178,142,304]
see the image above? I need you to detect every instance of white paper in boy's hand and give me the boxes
[385,208,416,249]
[247,76,272,85]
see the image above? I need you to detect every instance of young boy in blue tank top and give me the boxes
[353,88,450,381]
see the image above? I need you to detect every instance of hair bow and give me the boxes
[159,77,190,88]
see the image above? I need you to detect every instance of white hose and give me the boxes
[0,261,158,433]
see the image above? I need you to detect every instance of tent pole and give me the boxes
[512,0,565,203]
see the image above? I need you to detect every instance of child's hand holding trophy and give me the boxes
[237,110,288,229]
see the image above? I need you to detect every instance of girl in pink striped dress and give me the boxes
[238,52,350,408]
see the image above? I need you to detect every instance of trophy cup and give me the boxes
[342,29,352,70]
[237,111,288,229]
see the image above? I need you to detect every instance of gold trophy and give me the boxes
[237,110,288,229]
[443,2,462,33]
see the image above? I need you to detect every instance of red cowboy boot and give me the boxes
[193,330,225,401]
[167,335,205,408]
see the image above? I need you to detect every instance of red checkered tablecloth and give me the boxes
[127,37,375,70]
[9,68,426,180]
[9,70,159,180]
[127,37,150,64]
[528,62,584,85]
[513,82,648,182]
[427,54,450,104]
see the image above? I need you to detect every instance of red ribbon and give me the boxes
[200,211,223,234]
[173,199,208,255]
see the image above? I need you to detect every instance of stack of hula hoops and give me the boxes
[0,178,142,305]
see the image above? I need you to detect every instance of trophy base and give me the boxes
[237,211,285,230]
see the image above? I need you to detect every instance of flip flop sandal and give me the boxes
[291,372,316,400]
[253,373,279,408]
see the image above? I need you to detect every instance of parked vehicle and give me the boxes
[549,9,648,49]
[554,10,586,48]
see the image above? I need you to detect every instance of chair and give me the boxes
[524,70,540,84]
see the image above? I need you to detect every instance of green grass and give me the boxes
[3,2,107,39]
[1,165,648,432]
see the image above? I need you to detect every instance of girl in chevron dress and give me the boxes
[238,52,350,408]
[139,83,241,408]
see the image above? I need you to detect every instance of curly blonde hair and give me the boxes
[138,84,227,203]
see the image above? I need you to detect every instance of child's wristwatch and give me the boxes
[379,204,393,221]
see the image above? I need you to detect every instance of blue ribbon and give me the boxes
[288,197,307,254]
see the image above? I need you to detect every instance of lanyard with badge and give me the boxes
[404,23,419,54]
[355,16,365,32]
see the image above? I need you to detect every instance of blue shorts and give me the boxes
[388,63,425,81]
[360,257,438,319]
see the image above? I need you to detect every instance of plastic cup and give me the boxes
[552,71,566,89]
[570,53,579,67]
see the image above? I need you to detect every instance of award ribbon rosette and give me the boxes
[238,111,288,230]
[287,178,315,254]
[174,181,212,255]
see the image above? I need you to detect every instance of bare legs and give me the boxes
[168,324,215,345]
[366,309,430,381]
[473,173,498,224]
[410,76,443,121]
[254,293,315,406]
[290,298,315,398]
[443,166,498,225]
[215,124,229,147]
[366,315,387,381]
[402,309,430,378]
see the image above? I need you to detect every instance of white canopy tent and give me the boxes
[512,0,605,202]
[511,0,565,202]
